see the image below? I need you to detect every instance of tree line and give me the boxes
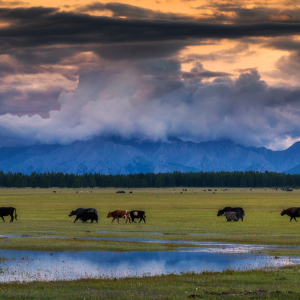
[0,170,298,188]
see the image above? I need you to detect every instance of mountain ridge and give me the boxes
[0,137,299,174]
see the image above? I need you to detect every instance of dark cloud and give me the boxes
[196,2,300,24]
[266,38,300,51]
[264,38,300,79]
[0,87,60,117]
[0,5,298,150]
[0,7,299,53]
[95,41,191,60]
[0,6,57,22]
[234,67,258,73]
[0,66,299,149]
[182,70,231,79]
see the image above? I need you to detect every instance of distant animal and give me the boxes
[76,191,78,193]
[130,191,132,194]
[128,210,146,223]
[281,207,300,222]
[0,207,17,222]
[217,207,245,221]
[53,191,56,193]
[224,211,239,222]
[116,191,125,194]
[69,208,99,223]
[107,210,130,223]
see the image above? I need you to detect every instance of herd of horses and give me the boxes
[0,206,299,223]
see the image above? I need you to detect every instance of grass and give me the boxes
[0,187,300,298]
[0,187,299,251]
[0,266,299,299]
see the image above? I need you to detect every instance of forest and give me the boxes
[0,170,298,188]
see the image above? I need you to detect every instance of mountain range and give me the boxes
[0,137,300,174]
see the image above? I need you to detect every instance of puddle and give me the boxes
[0,249,299,282]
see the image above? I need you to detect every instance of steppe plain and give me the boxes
[0,187,299,299]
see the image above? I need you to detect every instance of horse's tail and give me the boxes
[14,208,17,221]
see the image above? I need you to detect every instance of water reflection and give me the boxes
[0,249,299,282]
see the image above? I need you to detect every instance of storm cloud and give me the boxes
[0,2,300,150]
[0,61,299,149]
[0,7,300,51]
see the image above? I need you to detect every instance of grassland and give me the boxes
[0,187,300,299]
[0,187,299,251]
[0,266,299,299]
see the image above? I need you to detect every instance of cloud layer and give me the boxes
[0,61,300,150]
[0,3,300,149]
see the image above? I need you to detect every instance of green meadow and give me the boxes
[0,187,300,299]
[0,187,299,250]
[0,266,300,299]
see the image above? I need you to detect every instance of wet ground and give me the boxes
[0,249,299,282]
[0,234,300,282]
[1,234,300,253]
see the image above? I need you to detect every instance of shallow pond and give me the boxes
[0,249,299,282]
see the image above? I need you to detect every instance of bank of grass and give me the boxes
[0,266,299,299]
[0,187,300,251]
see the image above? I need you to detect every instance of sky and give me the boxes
[0,0,300,149]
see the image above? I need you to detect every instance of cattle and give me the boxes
[217,207,245,221]
[116,191,125,193]
[128,210,146,223]
[0,207,17,222]
[69,208,99,223]
[78,208,99,223]
[281,207,300,222]
[107,210,131,223]
[53,191,56,193]
[224,211,239,222]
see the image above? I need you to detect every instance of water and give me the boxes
[0,249,299,282]
[1,234,299,282]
